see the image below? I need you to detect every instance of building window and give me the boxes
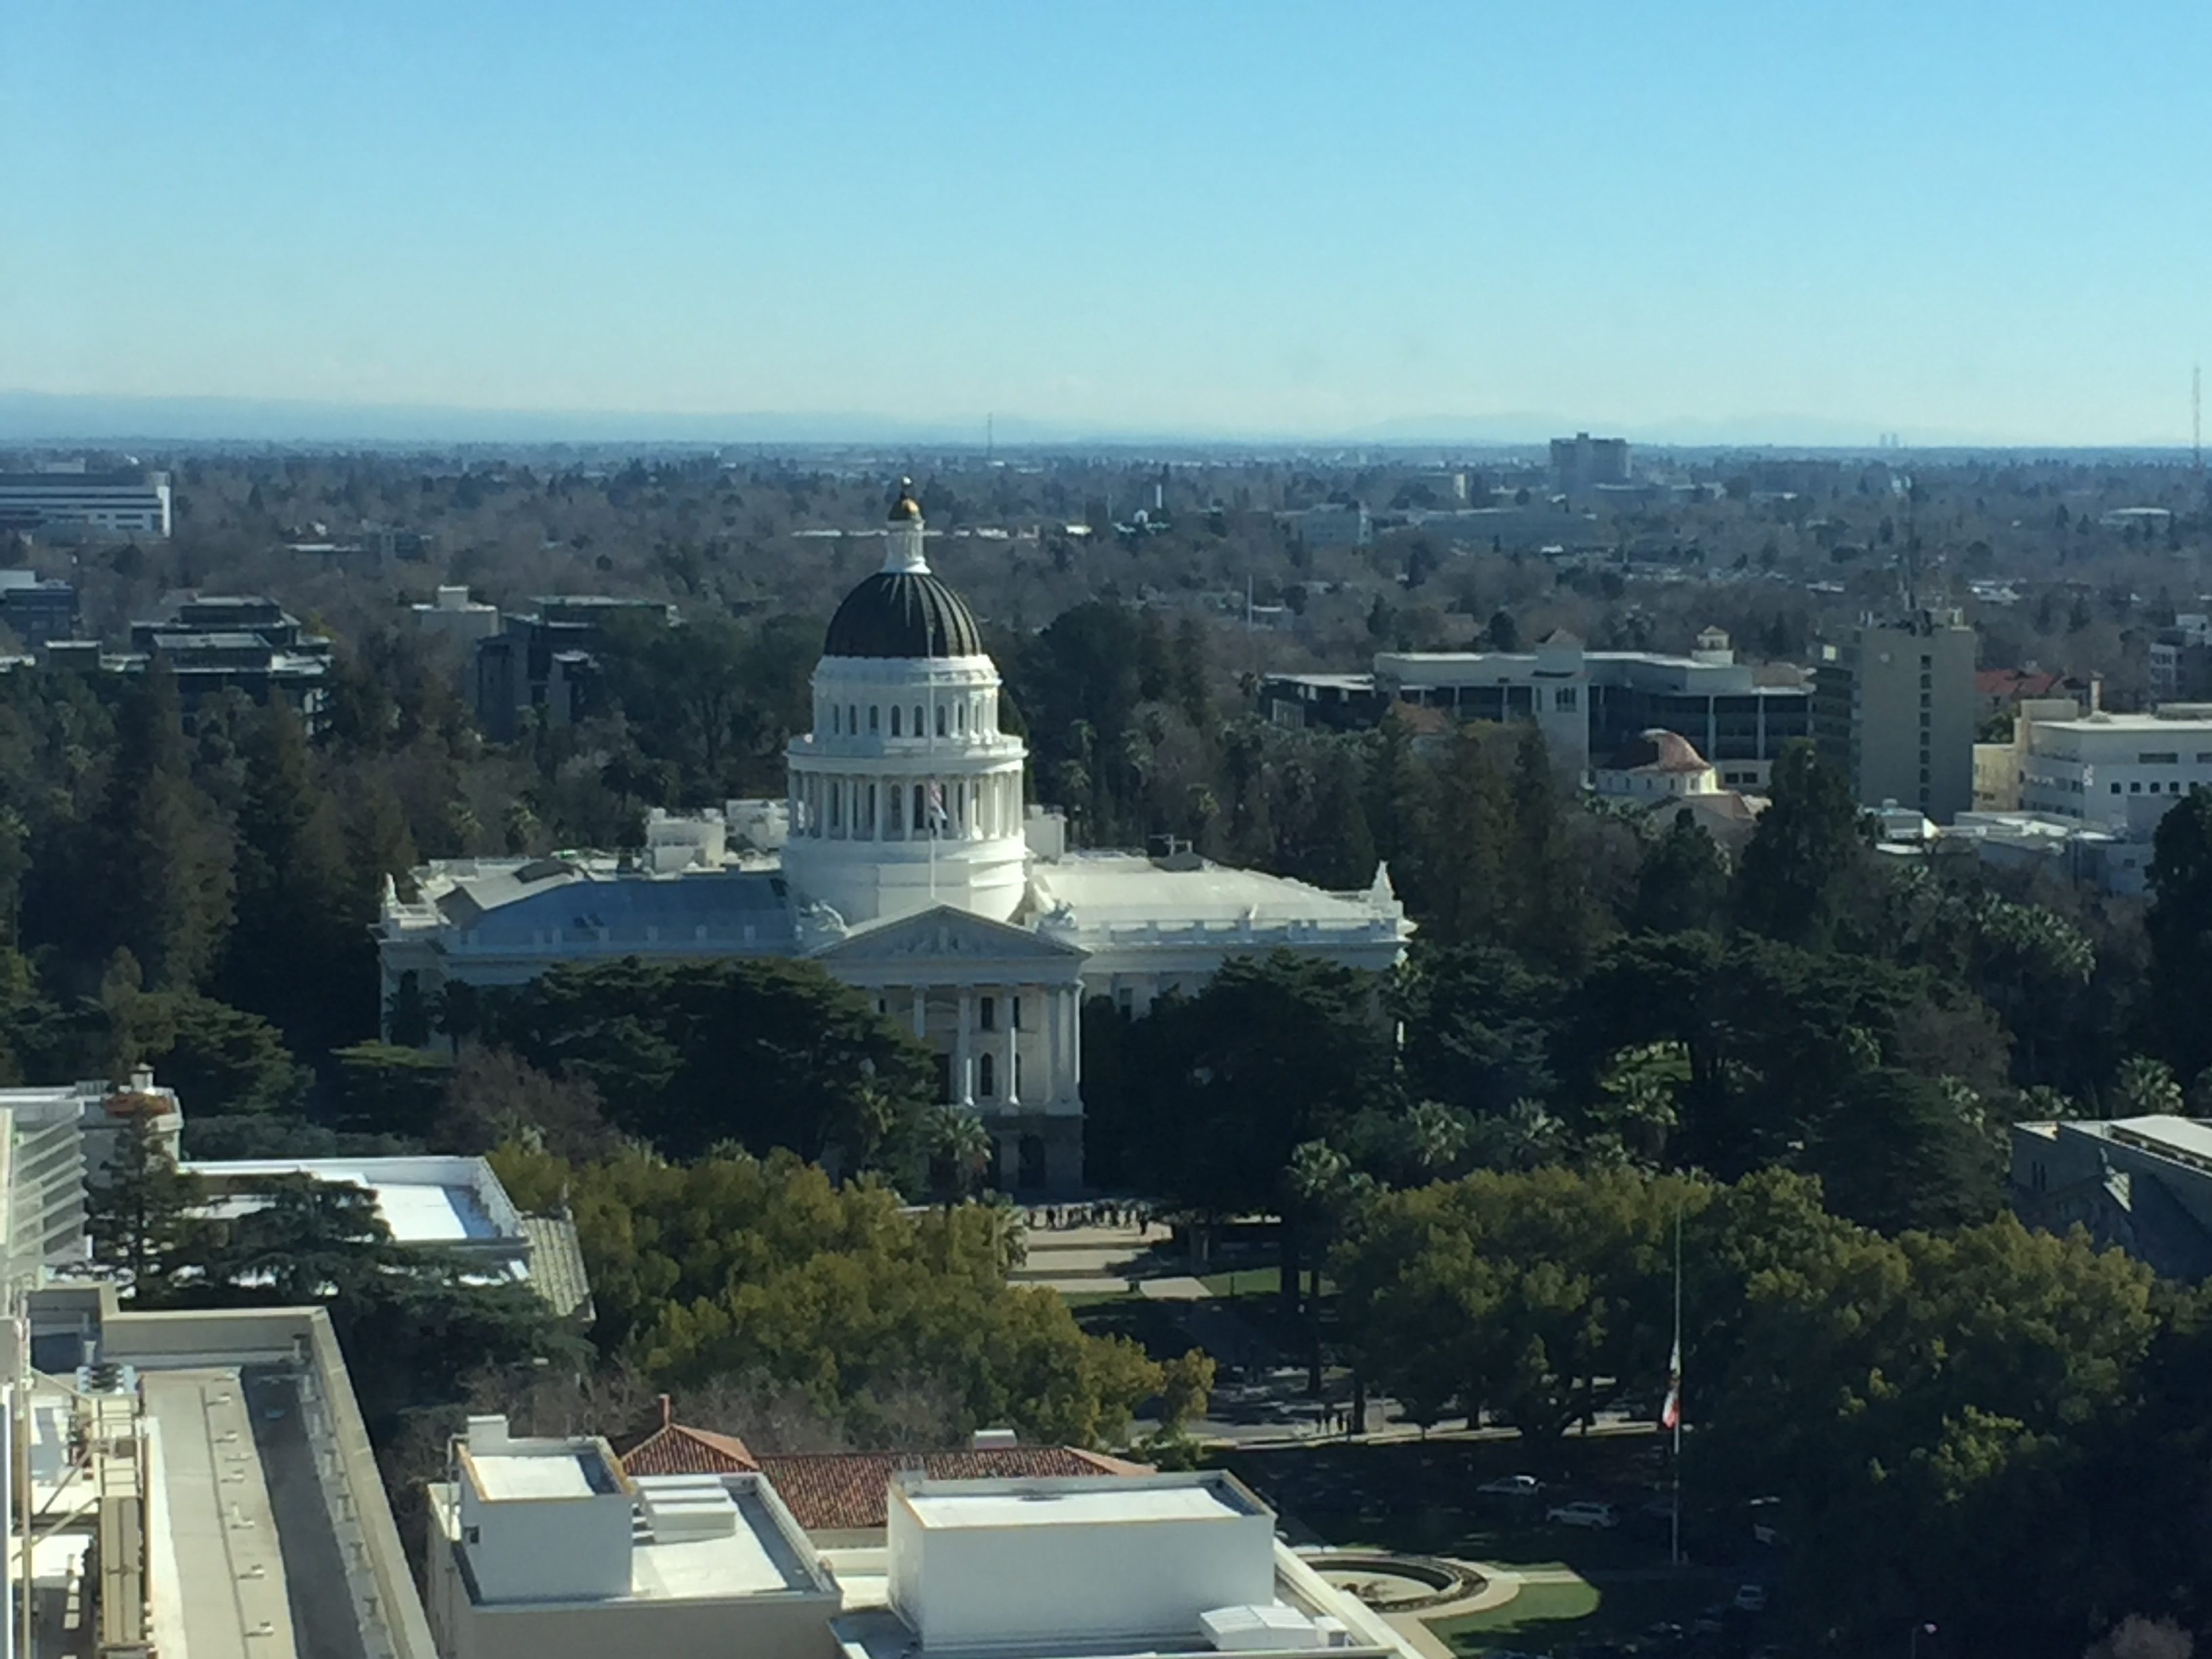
[914,704,924,737]
[914,783,926,827]
[937,705,948,737]
[848,705,858,734]
[2151,781,2163,794]
[869,705,880,732]
[1556,687,1578,711]
[891,706,902,736]
[955,702,965,735]
[1011,996,1022,1030]
[464,1525,481,1545]
[831,705,841,735]
[979,996,996,1032]
[2113,782,2123,794]
[979,1052,996,1098]
[2132,781,2143,793]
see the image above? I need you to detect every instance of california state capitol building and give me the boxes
[377,484,1413,1192]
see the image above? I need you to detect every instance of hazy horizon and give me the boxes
[7,1,2212,447]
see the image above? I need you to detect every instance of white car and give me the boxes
[1545,1500,1619,1529]
[1734,1584,1769,1613]
[1477,1474,1544,1498]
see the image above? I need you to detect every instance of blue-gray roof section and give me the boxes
[438,868,796,954]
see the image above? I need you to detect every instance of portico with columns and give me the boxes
[813,907,1088,1193]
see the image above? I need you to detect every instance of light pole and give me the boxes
[1910,1621,1937,1658]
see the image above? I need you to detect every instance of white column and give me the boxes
[1063,985,1082,1104]
[1004,987,1021,1107]
[1046,986,1065,1103]
[911,986,926,1040]
[956,989,975,1105]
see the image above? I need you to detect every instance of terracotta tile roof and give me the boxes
[611,1426,1145,1532]
[754,1447,1145,1533]
[617,1420,758,1476]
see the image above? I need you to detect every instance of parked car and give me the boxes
[1734,1584,1770,1613]
[1546,1500,1620,1529]
[1477,1473,1545,1498]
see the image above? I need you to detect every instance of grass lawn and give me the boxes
[1431,1573,1720,1656]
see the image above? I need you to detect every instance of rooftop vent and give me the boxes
[636,1473,741,1542]
[1201,1605,1324,1652]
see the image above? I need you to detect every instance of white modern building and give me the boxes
[2015,706,2212,834]
[2013,1116,2212,1280]
[425,1421,1419,1659]
[380,486,1414,1191]
[0,468,171,539]
[414,584,502,645]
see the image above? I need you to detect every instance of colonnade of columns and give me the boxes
[903,980,1082,1109]
[790,769,1023,842]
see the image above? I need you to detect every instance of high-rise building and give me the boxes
[1549,432,1630,499]
[1813,609,1977,822]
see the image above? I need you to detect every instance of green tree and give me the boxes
[83,666,235,991]
[1629,808,1729,935]
[1504,728,1603,971]
[204,1174,394,1303]
[1408,722,1511,945]
[216,697,365,1052]
[1733,740,1864,951]
[2148,790,2212,1081]
[85,1112,207,1302]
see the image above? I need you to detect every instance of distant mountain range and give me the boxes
[0,389,2186,455]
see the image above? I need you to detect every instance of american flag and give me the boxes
[1660,1335,1682,1431]
[926,781,948,832]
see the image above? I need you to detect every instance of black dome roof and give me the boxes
[822,569,983,659]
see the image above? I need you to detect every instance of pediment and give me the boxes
[810,904,1088,968]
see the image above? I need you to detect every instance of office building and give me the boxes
[127,594,336,731]
[426,1423,1418,1659]
[1369,626,1809,786]
[471,596,678,741]
[415,584,503,646]
[1549,432,1630,499]
[2151,615,2212,703]
[0,467,171,539]
[1293,502,1372,550]
[2013,706,2212,834]
[1812,610,1977,822]
[0,572,79,646]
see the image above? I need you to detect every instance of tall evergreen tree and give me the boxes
[2147,790,2212,1084]
[1362,708,1420,869]
[1631,808,1730,935]
[1411,721,1510,944]
[85,666,234,992]
[219,697,364,1051]
[1733,741,1864,951]
[1505,728,1600,970]
[86,1111,207,1303]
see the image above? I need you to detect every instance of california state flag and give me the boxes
[1660,1336,1682,1431]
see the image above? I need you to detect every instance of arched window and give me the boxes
[979,1052,997,1099]
[913,782,926,830]
[889,785,904,834]
[869,705,880,733]
[914,705,924,739]
[830,705,841,735]
[954,702,964,735]
[848,705,858,735]
[936,704,947,737]
[890,706,903,737]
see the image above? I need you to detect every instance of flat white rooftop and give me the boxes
[186,1156,518,1244]
[904,1482,1249,1530]
[632,1488,821,1599]
[2072,1115,2212,1166]
[471,1450,598,1501]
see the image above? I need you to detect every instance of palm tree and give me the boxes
[922,1105,994,1209]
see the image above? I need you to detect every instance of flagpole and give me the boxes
[1670,1201,1683,1570]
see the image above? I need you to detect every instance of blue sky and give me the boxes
[5,1,2211,443]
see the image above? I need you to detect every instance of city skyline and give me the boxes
[6,1,2212,445]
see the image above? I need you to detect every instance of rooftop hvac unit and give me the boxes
[1200,1605,1324,1652]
